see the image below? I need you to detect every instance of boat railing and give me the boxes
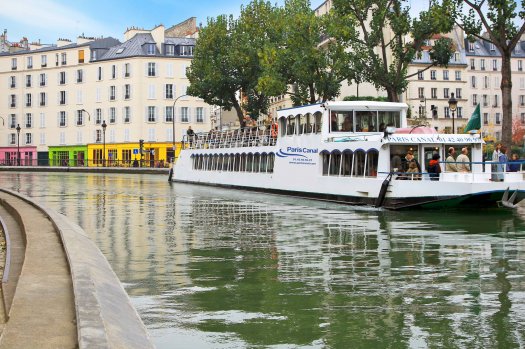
[182,127,277,150]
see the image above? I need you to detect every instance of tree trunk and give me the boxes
[500,53,513,146]
[232,97,245,126]
[386,87,399,102]
[309,83,316,104]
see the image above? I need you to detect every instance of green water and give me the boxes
[2,172,525,348]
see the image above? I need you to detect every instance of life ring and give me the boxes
[271,123,278,138]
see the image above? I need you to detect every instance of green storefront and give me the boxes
[48,145,88,166]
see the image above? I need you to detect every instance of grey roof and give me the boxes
[412,49,468,66]
[0,37,120,57]
[464,38,525,58]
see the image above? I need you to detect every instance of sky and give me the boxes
[0,0,430,45]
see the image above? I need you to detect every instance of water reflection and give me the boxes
[1,172,525,348]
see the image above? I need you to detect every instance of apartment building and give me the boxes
[465,37,525,140]
[0,21,212,166]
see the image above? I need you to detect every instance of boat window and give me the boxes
[341,150,353,176]
[279,117,286,137]
[355,111,377,132]
[314,112,322,133]
[247,153,253,172]
[234,154,241,171]
[330,111,353,132]
[390,145,420,172]
[298,114,307,135]
[287,115,296,136]
[365,150,379,177]
[254,153,260,172]
[304,113,312,134]
[329,151,342,176]
[267,153,275,173]
[260,153,267,172]
[321,151,330,175]
[240,153,247,171]
[353,150,366,176]
[378,111,401,130]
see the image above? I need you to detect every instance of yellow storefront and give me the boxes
[86,142,183,167]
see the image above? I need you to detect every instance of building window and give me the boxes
[9,114,16,129]
[471,76,476,88]
[417,70,424,80]
[124,63,131,77]
[455,88,462,99]
[519,60,523,72]
[59,111,67,127]
[492,59,498,71]
[97,67,103,81]
[148,106,156,122]
[78,49,84,63]
[490,43,496,51]
[470,58,475,70]
[124,84,131,99]
[147,62,156,77]
[455,71,461,81]
[96,130,102,143]
[61,53,67,65]
[483,113,489,125]
[196,107,204,123]
[521,113,525,124]
[109,86,116,101]
[59,91,66,105]
[469,42,474,52]
[10,134,16,145]
[520,95,525,106]
[25,133,32,145]
[431,88,437,99]
[95,108,102,124]
[457,107,463,118]
[484,76,490,88]
[444,107,450,118]
[109,107,116,123]
[180,45,194,56]
[11,58,17,70]
[40,73,46,86]
[165,84,173,99]
[443,70,449,80]
[165,106,173,122]
[165,45,175,56]
[26,75,32,87]
[493,94,499,107]
[27,56,33,69]
[10,95,16,108]
[124,106,131,123]
[76,110,84,126]
[495,113,501,124]
[418,87,425,98]
[41,55,47,67]
[77,69,83,83]
[480,59,485,70]
[25,113,32,128]
[147,43,156,55]
[40,92,46,106]
[472,94,478,106]
[181,107,189,122]
[430,70,436,80]
[59,71,66,85]
[111,65,117,79]
[9,76,16,88]
[443,88,449,99]
[483,94,489,107]
[91,50,97,61]
[26,93,32,107]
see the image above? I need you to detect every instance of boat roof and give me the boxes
[276,101,408,117]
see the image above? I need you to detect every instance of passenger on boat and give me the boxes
[379,123,386,132]
[331,113,339,131]
[406,161,421,180]
[509,153,521,172]
[342,116,353,131]
[187,126,195,147]
[401,151,421,173]
[491,143,502,181]
[445,147,458,172]
[495,145,509,181]
[264,113,273,130]
[427,153,442,181]
[456,147,471,172]
[391,154,402,172]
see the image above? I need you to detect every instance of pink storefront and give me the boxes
[0,146,37,166]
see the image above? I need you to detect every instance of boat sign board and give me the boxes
[386,135,483,144]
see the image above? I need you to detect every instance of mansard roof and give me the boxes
[464,38,525,58]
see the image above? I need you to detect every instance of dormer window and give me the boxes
[516,41,522,53]
[165,44,175,56]
[147,44,156,55]
[468,42,474,52]
[180,45,194,56]
[91,51,97,60]
[490,43,496,51]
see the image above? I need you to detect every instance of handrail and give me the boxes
[0,215,11,284]
[183,127,277,150]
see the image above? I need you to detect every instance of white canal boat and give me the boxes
[171,101,525,210]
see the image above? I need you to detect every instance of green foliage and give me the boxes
[330,0,455,101]
[343,95,388,101]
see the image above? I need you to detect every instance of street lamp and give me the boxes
[16,123,21,166]
[172,94,188,162]
[80,108,91,122]
[101,120,107,166]
[448,92,458,134]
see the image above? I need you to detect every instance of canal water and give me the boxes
[2,172,525,348]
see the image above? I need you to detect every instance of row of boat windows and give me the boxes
[192,153,276,173]
[321,149,379,177]
[279,112,323,137]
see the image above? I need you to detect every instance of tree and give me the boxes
[512,117,525,145]
[186,15,246,123]
[258,0,347,105]
[454,0,525,147]
[330,0,456,102]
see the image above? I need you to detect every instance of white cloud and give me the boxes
[0,0,114,41]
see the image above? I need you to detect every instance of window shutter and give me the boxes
[187,108,191,122]
[145,63,148,76]
[203,108,207,123]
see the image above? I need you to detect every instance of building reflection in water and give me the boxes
[2,172,525,348]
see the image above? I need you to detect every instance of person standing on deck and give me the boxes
[491,143,502,181]
[456,147,471,172]
[445,147,458,172]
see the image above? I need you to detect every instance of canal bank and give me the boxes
[0,188,153,348]
[0,165,169,175]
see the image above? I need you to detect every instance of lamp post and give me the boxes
[80,108,91,122]
[172,94,188,162]
[101,120,107,166]
[16,123,21,166]
[448,92,458,134]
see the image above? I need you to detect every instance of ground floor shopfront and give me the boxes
[1,142,183,167]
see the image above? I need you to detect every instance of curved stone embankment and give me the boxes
[0,188,154,349]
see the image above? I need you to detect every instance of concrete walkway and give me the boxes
[0,192,77,348]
